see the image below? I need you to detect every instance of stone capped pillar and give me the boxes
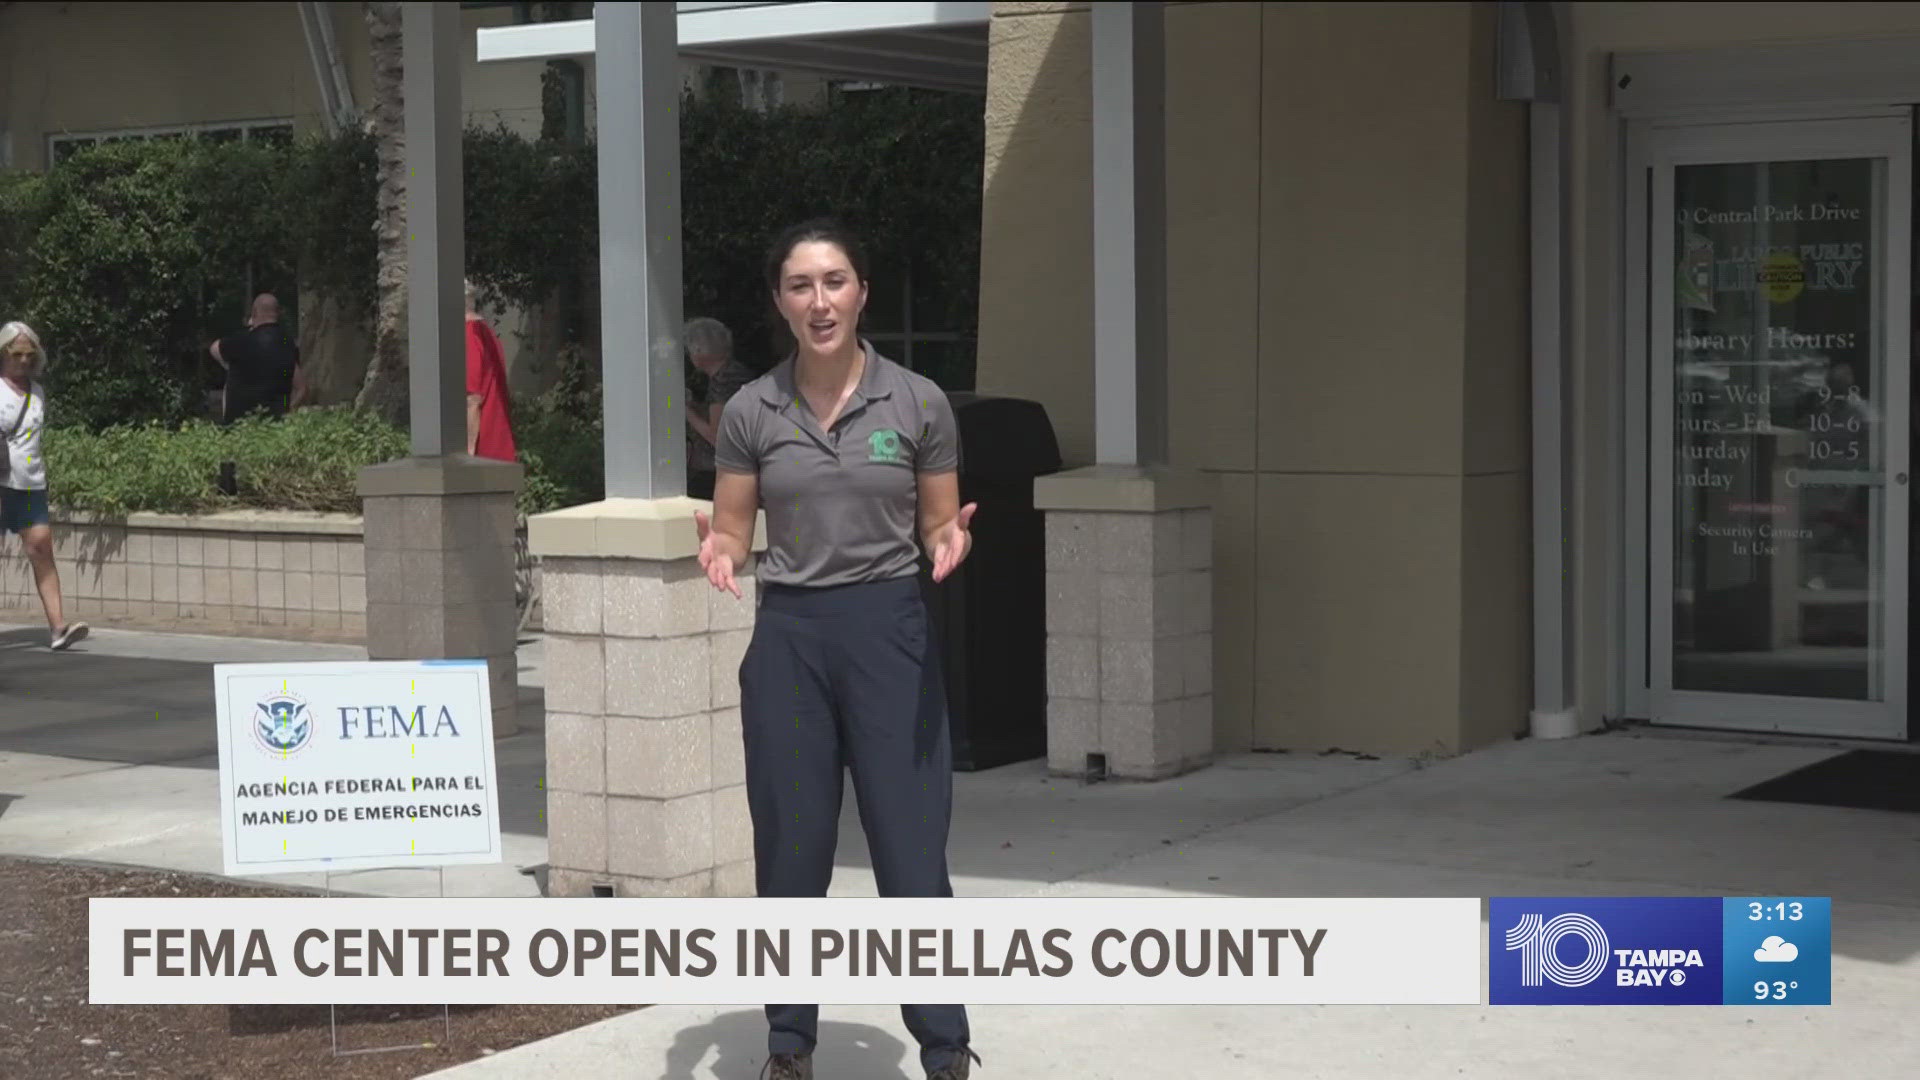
[357,456,523,739]
[531,498,766,898]
[1037,466,1214,780]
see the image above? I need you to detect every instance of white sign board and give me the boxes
[213,660,503,877]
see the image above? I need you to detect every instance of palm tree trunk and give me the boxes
[355,0,410,427]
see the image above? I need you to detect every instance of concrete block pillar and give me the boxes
[357,457,523,739]
[530,498,767,898]
[1037,465,1214,781]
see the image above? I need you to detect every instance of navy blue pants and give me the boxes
[741,575,972,1073]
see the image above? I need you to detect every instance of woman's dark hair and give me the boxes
[763,218,869,292]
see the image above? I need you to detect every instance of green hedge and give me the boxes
[0,85,984,435]
[42,405,594,521]
[679,85,984,390]
[0,137,343,431]
[4,82,983,518]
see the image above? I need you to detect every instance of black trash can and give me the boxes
[922,393,1063,771]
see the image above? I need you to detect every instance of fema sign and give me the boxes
[213,660,503,877]
[1489,897,1723,1005]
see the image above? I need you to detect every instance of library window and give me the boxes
[48,120,296,167]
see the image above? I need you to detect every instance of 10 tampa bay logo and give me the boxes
[1490,898,1722,1005]
[1505,913,1704,988]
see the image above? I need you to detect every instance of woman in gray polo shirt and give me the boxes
[694,220,981,1080]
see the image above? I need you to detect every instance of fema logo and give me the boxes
[252,693,315,759]
[1490,897,1722,1005]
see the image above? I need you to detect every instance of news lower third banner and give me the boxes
[91,898,1481,1006]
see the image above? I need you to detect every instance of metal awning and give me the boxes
[476,2,990,93]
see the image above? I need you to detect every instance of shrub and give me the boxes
[43,420,229,520]
[679,84,984,388]
[0,134,371,435]
[221,407,412,513]
[40,399,603,521]
[286,127,379,322]
[462,127,597,315]
[515,401,603,518]
[43,407,408,520]
[23,140,209,429]
[0,170,49,320]
[513,343,604,517]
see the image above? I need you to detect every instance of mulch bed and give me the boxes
[0,857,643,1079]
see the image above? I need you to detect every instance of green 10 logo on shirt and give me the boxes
[867,428,904,464]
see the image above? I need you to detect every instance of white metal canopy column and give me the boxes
[594,2,686,499]
[404,1,466,456]
[1497,0,1580,738]
[1091,0,1168,467]
[354,3,524,740]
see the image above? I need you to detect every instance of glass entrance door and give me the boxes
[1646,116,1911,739]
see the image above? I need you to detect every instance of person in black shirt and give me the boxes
[210,293,306,422]
[209,294,307,494]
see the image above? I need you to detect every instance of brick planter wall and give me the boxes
[0,511,545,643]
[0,511,370,640]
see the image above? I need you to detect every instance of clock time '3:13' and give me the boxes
[1750,901,1804,922]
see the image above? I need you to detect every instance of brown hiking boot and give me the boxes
[761,1052,812,1080]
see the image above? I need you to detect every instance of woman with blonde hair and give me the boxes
[1,321,88,650]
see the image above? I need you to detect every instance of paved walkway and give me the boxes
[0,621,549,897]
[3,622,1917,1078]
[425,733,1920,1080]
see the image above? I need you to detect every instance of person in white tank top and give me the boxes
[1,321,88,651]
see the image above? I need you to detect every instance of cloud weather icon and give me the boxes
[1755,936,1799,963]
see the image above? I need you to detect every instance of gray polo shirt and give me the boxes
[714,343,960,589]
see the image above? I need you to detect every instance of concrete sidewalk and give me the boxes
[0,620,550,897]
[3,623,1918,1077]
[425,737,1920,1080]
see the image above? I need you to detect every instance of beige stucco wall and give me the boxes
[979,1,1532,757]
[1564,3,1920,730]
[2,2,336,160]
[0,3,557,166]
[979,5,1094,455]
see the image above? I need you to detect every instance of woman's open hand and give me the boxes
[929,502,977,584]
[694,509,741,598]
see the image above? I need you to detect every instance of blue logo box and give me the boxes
[1490,897,1830,1005]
